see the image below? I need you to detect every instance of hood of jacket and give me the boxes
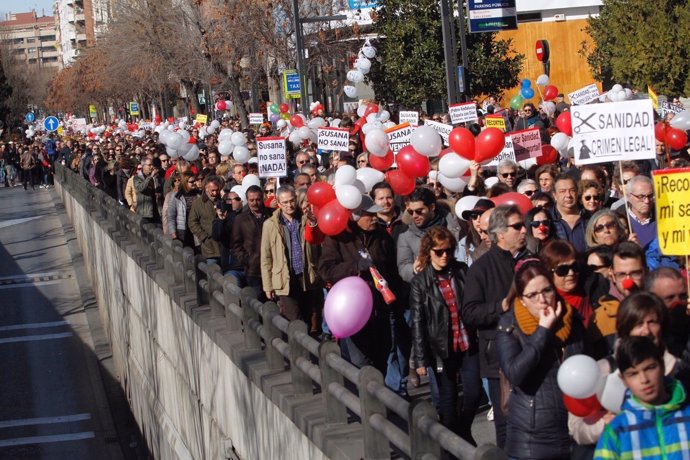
[622,378,685,414]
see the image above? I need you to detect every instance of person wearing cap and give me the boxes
[319,195,404,376]
[456,198,495,266]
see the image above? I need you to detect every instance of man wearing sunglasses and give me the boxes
[497,159,518,191]
[461,204,530,448]
[551,173,589,253]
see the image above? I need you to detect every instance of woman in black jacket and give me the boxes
[496,259,586,460]
[410,226,480,446]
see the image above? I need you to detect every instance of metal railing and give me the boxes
[55,164,505,460]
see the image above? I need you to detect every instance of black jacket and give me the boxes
[460,245,531,378]
[410,261,474,368]
[230,207,273,278]
[212,209,243,273]
[496,308,586,460]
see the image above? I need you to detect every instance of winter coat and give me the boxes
[230,206,273,278]
[497,306,586,460]
[116,169,132,205]
[260,210,320,295]
[212,210,243,274]
[188,192,220,258]
[133,172,161,219]
[460,245,532,378]
[594,379,690,460]
[125,176,137,212]
[410,261,474,368]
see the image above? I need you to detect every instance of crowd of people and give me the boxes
[6,96,690,459]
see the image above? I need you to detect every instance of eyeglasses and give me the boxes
[522,285,554,300]
[588,263,609,271]
[523,109,533,113]
[553,263,580,277]
[593,221,617,233]
[529,219,551,228]
[431,248,453,257]
[613,270,644,280]
[501,172,517,178]
[358,160,367,164]
[227,197,242,202]
[583,195,600,202]
[469,211,482,220]
[187,180,196,184]
[506,222,525,231]
[265,188,275,194]
[523,189,536,197]
[630,193,654,201]
[407,208,428,216]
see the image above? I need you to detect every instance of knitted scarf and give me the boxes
[514,297,574,345]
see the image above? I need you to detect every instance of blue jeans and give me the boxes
[384,309,411,396]
[224,269,246,287]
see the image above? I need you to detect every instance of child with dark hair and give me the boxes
[594,336,690,459]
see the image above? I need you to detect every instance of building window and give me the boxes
[28,58,37,64]
[41,47,54,52]
[517,12,542,22]
[42,56,58,63]
[27,37,36,43]
[27,48,37,54]
[41,35,56,42]
[12,37,24,44]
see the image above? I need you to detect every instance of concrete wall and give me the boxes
[55,182,333,460]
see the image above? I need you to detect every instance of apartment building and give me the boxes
[0,10,61,68]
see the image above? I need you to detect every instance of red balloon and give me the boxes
[543,85,559,101]
[364,103,379,118]
[290,114,305,128]
[167,117,175,123]
[474,128,506,163]
[537,144,558,166]
[318,201,350,236]
[491,192,533,215]
[217,100,227,111]
[655,122,667,142]
[307,182,336,208]
[397,145,430,178]
[449,127,476,160]
[279,103,290,114]
[666,128,688,150]
[556,112,572,136]
[369,150,394,171]
[385,170,416,196]
[563,394,602,418]
[154,115,161,124]
[188,136,197,144]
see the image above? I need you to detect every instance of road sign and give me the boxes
[467,0,517,33]
[535,40,550,62]
[43,116,59,132]
[89,104,97,119]
[283,70,301,99]
[25,113,35,123]
[129,102,140,116]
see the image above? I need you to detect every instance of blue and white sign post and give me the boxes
[43,116,59,132]
[25,113,35,123]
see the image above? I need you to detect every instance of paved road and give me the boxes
[0,185,127,459]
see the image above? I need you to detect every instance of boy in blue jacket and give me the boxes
[595,336,690,459]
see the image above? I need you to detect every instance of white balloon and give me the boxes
[455,195,481,221]
[218,140,233,156]
[356,57,371,73]
[378,110,390,122]
[166,146,179,158]
[669,110,690,131]
[297,126,311,140]
[178,129,191,143]
[353,179,367,194]
[557,354,604,399]
[383,121,397,129]
[218,128,233,141]
[233,145,250,164]
[179,121,186,130]
[536,74,550,86]
[242,174,261,188]
[167,133,183,149]
[308,130,318,145]
[183,144,199,161]
[277,120,287,129]
[438,173,467,193]
[336,184,363,210]
[550,132,570,153]
[624,88,633,100]
[288,131,301,145]
[231,185,247,204]
[597,371,626,414]
[344,85,358,98]
[365,129,390,157]
[230,131,246,146]
[362,45,376,59]
[331,118,342,128]
[356,167,385,191]
[210,119,220,129]
[357,105,367,118]
[347,70,364,84]
[176,141,193,156]
[334,165,357,186]
[439,152,471,178]
[542,101,556,116]
[411,125,443,157]
[308,117,326,130]
[611,84,623,93]
[367,113,379,124]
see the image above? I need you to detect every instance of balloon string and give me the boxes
[619,160,633,234]
[536,84,545,106]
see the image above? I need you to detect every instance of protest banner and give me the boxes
[317,127,350,152]
[399,111,419,126]
[257,136,287,178]
[660,101,684,119]
[71,118,87,133]
[485,115,507,132]
[449,102,478,125]
[195,114,208,125]
[568,83,600,106]
[424,120,452,146]
[653,168,690,255]
[510,128,542,161]
[571,99,656,166]
[249,113,264,125]
[385,122,413,154]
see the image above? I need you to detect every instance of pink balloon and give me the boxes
[324,277,373,338]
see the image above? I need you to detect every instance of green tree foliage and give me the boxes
[0,49,13,127]
[584,0,690,95]
[368,0,523,106]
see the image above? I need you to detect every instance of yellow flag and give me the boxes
[647,85,658,110]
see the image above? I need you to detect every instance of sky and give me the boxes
[1,0,55,17]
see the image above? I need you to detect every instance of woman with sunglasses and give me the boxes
[496,259,586,460]
[584,209,628,249]
[578,180,604,217]
[167,171,201,247]
[356,153,368,169]
[410,227,480,445]
[524,206,555,254]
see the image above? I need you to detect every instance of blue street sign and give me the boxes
[43,116,59,132]
[348,0,378,9]
[286,74,301,93]
[467,0,517,33]
[25,113,35,123]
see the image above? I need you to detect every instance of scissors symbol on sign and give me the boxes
[573,112,596,134]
